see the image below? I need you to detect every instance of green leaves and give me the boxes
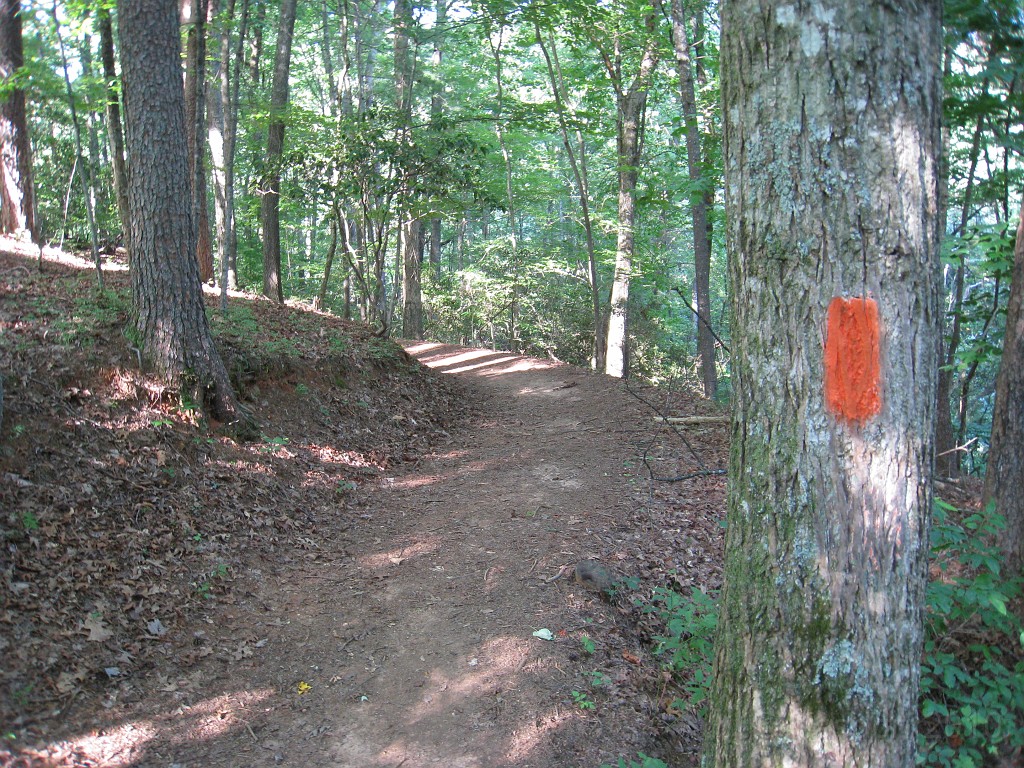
[918,502,1024,767]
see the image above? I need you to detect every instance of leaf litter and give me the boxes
[0,242,728,767]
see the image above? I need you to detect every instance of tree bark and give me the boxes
[183,0,214,282]
[0,0,34,240]
[118,0,253,436]
[427,0,446,277]
[402,217,424,338]
[98,7,131,243]
[983,195,1024,573]
[603,18,658,379]
[707,1,942,765]
[664,0,716,398]
[260,0,298,303]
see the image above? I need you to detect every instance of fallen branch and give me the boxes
[654,415,729,425]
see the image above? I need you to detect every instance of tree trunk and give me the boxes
[707,1,942,765]
[935,104,986,477]
[316,209,338,310]
[402,217,424,339]
[98,7,131,243]
[983,195,1024,573]
[208,0,247,306]
[604,24,658,378]
[536,22,604,370]
[260,0,298,303]
[394,0,423,339]
[118,0,253,436]
[665,0,716,398]
[52,5,102,285]
[183,0,214,282]
[427,0,446,278]
[483,19,522,352]
[0,0,34,240]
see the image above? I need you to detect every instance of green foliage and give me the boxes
[581,634,596,655]
[20,510,39,532]
[571,690,596,710]
[917,502,1024,767]
[647,585,718,716]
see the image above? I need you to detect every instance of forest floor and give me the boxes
[0,237,730,767]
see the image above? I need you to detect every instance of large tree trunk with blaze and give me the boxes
[260,0,298,303]
[0,0,34,240]
[984,195,1024,573]
[706,1,942,765]
[118,0,253,436]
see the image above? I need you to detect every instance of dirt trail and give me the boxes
[67,344,657,767]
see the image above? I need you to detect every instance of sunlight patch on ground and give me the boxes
[404,341,561,376]
[503,704,579,764]
[28,688,277,766]
[0,234,129,272]
[359,537,441,569]
[311,443,379,469]
[162,689,275,746]
[387,473,444,489]
[24,721,158,767]
[406,635,532,724]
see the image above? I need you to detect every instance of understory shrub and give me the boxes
[643,503,1024,766]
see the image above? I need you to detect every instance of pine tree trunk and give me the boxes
[0,0,34,241]
[260,0,298,303]
[706,1,942,764]
[118,0,253,436]
[984,195,1024,573]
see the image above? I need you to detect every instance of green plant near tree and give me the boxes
[640,503,1024,766]
[917,502,1024,767]
[647,584,718,716]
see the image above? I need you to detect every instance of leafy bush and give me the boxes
[647,585,718,716]
[638,503,1023,768]
[917,502,1024,767]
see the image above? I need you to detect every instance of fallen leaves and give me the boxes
[0,246,473,744]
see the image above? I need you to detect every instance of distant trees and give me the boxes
[118,0,251,433]
[0,0,34,239]
[260,0,297,304]
[707,0,942,764]
[11,0,1020,432]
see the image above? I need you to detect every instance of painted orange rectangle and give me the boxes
[824,297,882,424]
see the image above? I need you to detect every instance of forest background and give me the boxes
[8,0,1024,479]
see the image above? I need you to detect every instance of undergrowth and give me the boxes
[641,502,1024,766]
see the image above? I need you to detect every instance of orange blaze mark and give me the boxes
[824,297,882,424]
